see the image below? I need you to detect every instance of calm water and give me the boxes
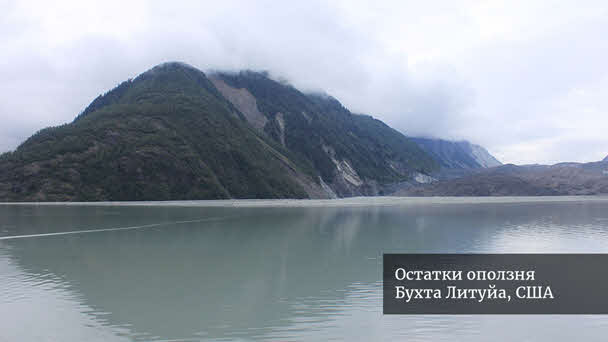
[2,198,608,341]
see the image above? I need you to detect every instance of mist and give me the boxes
[2,0,607,164]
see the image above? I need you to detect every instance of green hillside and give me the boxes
[0,62,437,201]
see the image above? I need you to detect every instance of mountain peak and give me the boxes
[139,61,202,78]
[153,61,197,71]
[73,62,211,123]
[603,155,608,162]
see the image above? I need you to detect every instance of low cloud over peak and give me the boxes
[2,0,607,164]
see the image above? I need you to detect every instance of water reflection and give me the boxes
[1,201,608,341]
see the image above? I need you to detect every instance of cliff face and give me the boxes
[0,63,437,201]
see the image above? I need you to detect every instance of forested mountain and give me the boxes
[209,70,437,196]
[0,62,437,201]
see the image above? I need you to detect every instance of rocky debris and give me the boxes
[209,76,268,131]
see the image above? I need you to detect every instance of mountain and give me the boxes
[395,160,608,196]
[604,155,608,162]
[411,137,501,169]
[0,62,437,201]
[208,70,437,196]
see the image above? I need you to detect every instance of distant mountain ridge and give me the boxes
[0,62,438,201]
[411,137,501,170]
[604,155,608,162]
[396,160,608,196]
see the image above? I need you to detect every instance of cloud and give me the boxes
[1,0,608,164]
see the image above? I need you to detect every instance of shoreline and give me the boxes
[2,195,608,208]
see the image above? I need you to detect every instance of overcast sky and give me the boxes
[2,0,607,164]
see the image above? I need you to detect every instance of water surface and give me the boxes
[1,198,608,341]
